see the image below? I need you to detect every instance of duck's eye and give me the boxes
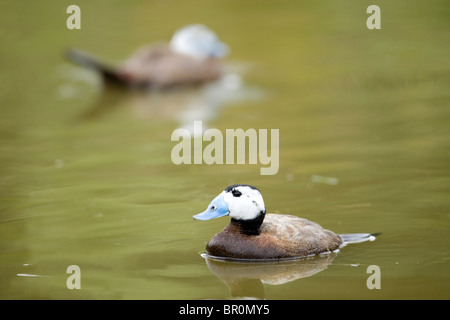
[210,205,217,211]
[232,189,242,197]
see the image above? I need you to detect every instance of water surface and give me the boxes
[0,0,449,299]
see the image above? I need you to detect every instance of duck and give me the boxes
[193,184,376,260]
[66,24,228,89]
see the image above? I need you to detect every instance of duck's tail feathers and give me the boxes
[65,48,129,85]
[338,233,380,244]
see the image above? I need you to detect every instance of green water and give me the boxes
[1,0,449,299]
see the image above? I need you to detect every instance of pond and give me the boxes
[0,0,449,299]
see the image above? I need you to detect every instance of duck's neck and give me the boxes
[230,212,265,236]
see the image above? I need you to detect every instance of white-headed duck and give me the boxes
[194,184,376,260]
[67,24,228,88]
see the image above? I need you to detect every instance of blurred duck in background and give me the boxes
[67,24,229,89]
[64,24,263,132]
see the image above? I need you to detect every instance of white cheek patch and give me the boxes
[223,186,265,221]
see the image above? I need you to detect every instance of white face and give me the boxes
[169,24,229,60]
[223,185,265,221]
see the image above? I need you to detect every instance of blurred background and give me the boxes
[0,0,449,299]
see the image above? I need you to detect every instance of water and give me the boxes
[1,0,449,299]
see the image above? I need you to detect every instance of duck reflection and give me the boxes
[203,253,337,299]
[77,71,259,134]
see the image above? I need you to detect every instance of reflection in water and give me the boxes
[60,64,264,135]
[204,253,337,299]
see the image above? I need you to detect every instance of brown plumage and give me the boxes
[66,25,227,89]
[66,45,223,89]
[206,214,343,260]
[120,44,223,88]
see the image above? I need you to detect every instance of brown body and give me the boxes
[206,214,343,260]
[67,44,224,89]
[120,44,223,88]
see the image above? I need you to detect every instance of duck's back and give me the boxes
[206,214,343,260]
[261,214,343,257]
[121,44,223,87]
